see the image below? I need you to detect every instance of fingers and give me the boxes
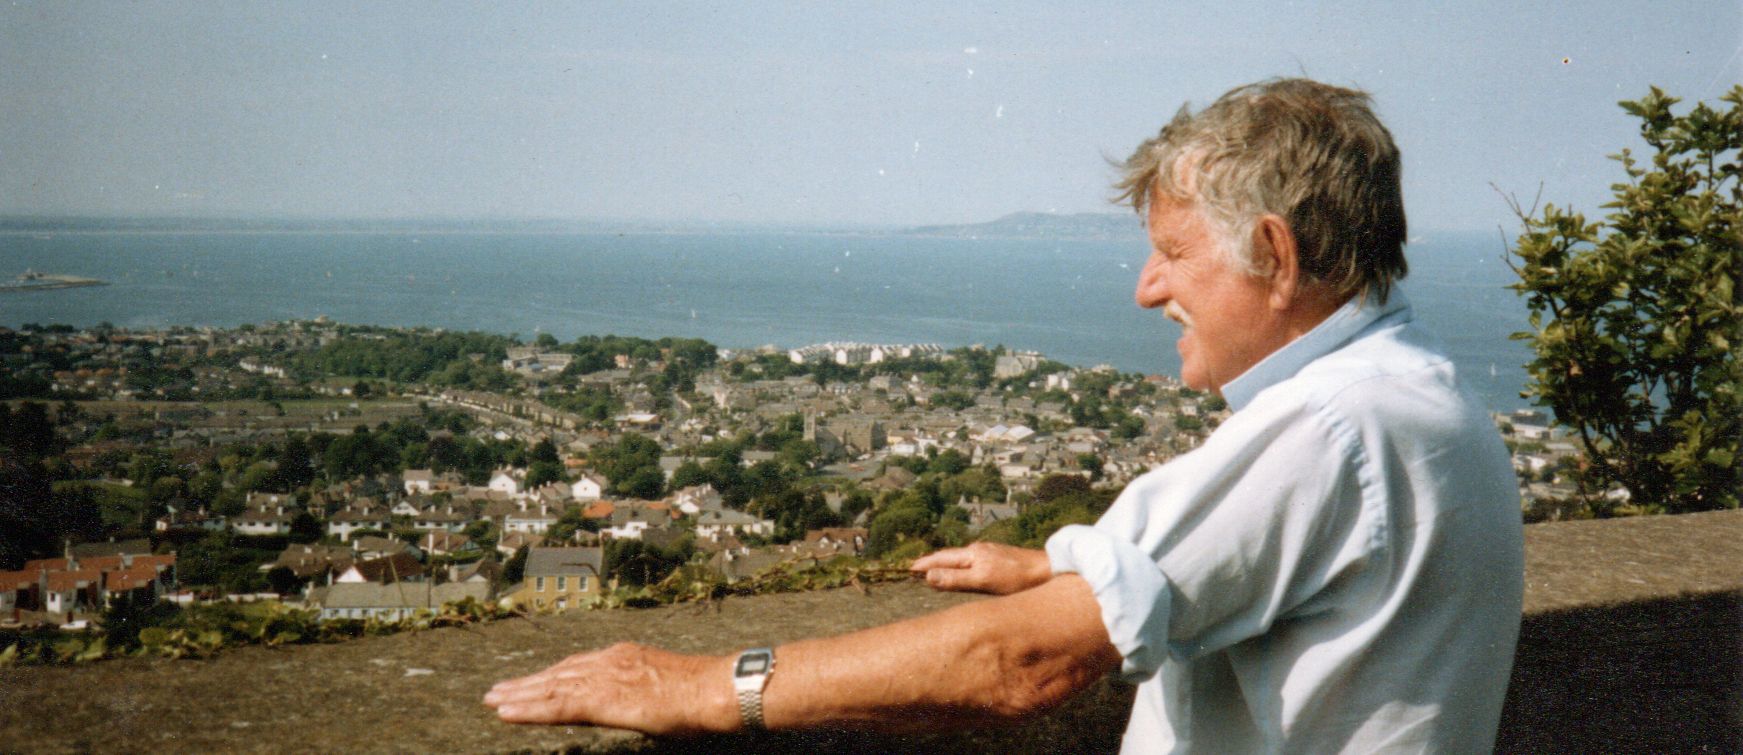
[923,567,972,592]
[484,647,613,712]
[910,547,972,572]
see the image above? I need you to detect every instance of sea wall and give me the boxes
[1,510,1738,753]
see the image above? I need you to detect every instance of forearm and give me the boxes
[485,573,1119,734]
[759,574,1120,732]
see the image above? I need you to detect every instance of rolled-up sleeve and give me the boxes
[1047,523,1175,681]
[1044,397,1377,687]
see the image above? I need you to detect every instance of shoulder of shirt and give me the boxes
[1244,320,1462,429]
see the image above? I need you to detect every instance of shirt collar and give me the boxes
[1219,288,1413,411]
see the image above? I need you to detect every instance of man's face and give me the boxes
[1135,197,1279,394]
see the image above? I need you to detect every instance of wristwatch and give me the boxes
[732,647,776,729]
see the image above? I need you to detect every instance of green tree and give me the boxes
[525,460,565,490]
[592,433,662,495]
[1034,473,1093,504]
[668,460,710,491]
[288,511,323,543]
[866,502,935,558]
[265,565,306,596]
[1508,86,1741,513]
[502,545,529,586]
[530,437,561,465]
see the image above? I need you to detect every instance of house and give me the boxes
[488,468,524,496]
[527,482,572,509]
[314,581,491,622]
[496,531,546,558]
[503,504,561,535]
[803,527,867,556]
[351,535,417,561]
[402,469,435,495]
[959,500,1020,533]
[863,466,918,493]
[43,570,101,616]
[1,570,38,618]
[599,502,675,541]
[417,530,477,558]
[704,546,785,583]
[153,504,226,533]
[447,558,500,584]
[271,544,355,581]
[694,509,775,542]
[327,504,392,542]
[571,474,608,501]
[335,553,425,584]
[669,483,723,515]
[230,503,295,536]
[411,504,470,533]
[503,547,605,611]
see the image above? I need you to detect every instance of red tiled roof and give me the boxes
[23,558,71,573]
[130,554,176,569]
[44,570,101,592]
[82,555,127,571]
[105,568,159,591]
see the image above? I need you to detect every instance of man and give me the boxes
[484,78,1523,752]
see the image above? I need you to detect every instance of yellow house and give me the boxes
[505,546,604,611]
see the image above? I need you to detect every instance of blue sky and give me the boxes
[2,2,1737,229]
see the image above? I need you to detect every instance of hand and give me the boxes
[910,542,1052,595]
[483,642,737,734]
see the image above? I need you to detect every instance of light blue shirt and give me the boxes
[1047,291,1523,753]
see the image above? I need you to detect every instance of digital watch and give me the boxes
[732,647,775,730]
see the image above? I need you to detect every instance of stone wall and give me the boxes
[1,510,1738,753]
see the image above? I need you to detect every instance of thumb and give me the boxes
[924,568,967,591]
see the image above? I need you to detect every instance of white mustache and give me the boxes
[1164,302,1191,328]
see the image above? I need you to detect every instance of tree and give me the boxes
[1034,473,1093,504]
[502,545,530,586]
[530,437,561,465]
[1508,86,1741,513]
[591,433,662,495]
[525,460,565,490]
[288,511,324,543]
[265,565,306,596]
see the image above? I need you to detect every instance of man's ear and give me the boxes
[1252,214,1301,310]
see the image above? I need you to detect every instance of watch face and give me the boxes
[736,652,770,676]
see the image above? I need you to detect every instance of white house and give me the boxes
[315,581,489,622]
[489,468,524,496]
[694,509,775,542]
[571,474,607,502]
[230,505,294,536]
[669,483,722,515]
[402,469,435,495]
[504,505,560,535]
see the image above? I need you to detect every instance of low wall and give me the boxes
[1,510,1738,753]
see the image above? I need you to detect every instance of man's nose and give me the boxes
[1135,256,1168,309]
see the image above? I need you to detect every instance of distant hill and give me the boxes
[903,212,1145,240]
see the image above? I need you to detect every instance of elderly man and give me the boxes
[484,78,1523,752]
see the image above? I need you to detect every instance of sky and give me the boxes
[2,2,1738,230]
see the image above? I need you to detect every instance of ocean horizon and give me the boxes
[0,225,1538,414]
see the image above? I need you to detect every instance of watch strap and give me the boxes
[736,687,766,729]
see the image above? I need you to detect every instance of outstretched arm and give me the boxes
[483,574,1119,734]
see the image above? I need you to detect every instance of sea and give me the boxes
[0,227,1538,414]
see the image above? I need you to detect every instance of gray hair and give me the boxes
[1115,78,1408,303]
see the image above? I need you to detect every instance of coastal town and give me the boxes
[0,319,1588,632]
